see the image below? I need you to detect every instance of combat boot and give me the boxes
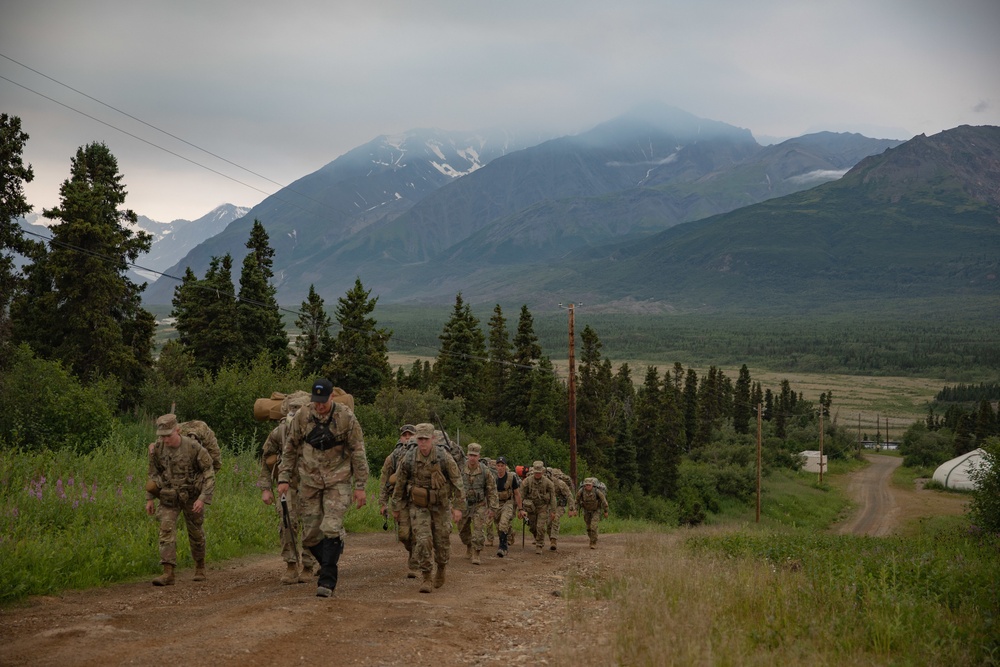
[297,563,314,583]
[152,564,175,586]
[497,531,508,558]
[315,537,342,595]
[419,572,433,593]
[471,550,481,565]
[550,538,558,551]
[193,560,207,582]
[535,544,543,555]
[406,568,419,579]
[281,562,299,585]
[465,544,473,559]
[433,563,446,588]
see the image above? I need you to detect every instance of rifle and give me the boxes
[280,492,299,562]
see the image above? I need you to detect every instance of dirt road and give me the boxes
[0,530,621,667]
[833,453,967,536]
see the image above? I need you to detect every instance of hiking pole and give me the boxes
[522,515,526,549]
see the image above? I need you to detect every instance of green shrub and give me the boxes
[968,437,1000,534]
[0,344,118,453]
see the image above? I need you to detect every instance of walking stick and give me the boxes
[522,515,526,549]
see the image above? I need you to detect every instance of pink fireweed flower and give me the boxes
[72,500,79,509]
[116,485,123,497]
[68,476,74,487]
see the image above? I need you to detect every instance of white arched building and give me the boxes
[932,449,987,490]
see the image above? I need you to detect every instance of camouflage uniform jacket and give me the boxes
[552,477,576,511]
[576,487,609,513]
[379,440,415,510]
[461,461,499,513]
[277,402,369,491]
[392,445,465,511]
[256,419,291,490]
[520,475,556,513]
[147,435,215,504]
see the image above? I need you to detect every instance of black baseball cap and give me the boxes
[311,378,333,402]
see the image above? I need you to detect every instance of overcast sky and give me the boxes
[3,0,999,222]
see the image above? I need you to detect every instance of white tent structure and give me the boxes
[932,449,987,490]
[798,450,827,474]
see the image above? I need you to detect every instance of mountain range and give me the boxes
[136,104,997,314]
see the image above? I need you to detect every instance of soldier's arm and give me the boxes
[391,457,409,504]
[565,482,577,512]
[257,425,281,490]
[197,449,216,505]
[277,413,302,485]
[486,468,499,511]
[378,454,395,507]
[444,454,466,511]
[347,415,369,490]
[547,481,558,512]
[599,490,609,512]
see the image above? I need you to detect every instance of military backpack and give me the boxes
[178,420,222,472]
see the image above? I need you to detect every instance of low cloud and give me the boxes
[787,169,848,184]
[972,100,990,113]
[607,153,679,168]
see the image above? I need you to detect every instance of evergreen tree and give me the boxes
[763,388,774,421]
[484,304,512,423]
[172,255,242,374]
[11,142,154,402]
[294,284,335,377]
[659,371,684,497]
[237,220,288,366]
[324,278,391,404]
[576,325,612,468]
[525,356,563,438]
[633,366,662,494]
[682,368,699,451]
[1,114,38,352]
[505,305,542,429]
[436,293,487,416]
[733,364,752,434]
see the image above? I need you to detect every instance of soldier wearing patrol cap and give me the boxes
[519,460,557,555]
[457,443,499,565]
[379,424,419,577]
[576,477,610,549]
[256,390,316,584]
[277,379,369,598]
[491,456,525,557]
[145,413,216,586]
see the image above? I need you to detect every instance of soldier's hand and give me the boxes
[145,499,155,516]
[380,505,388,517]
[193,499,205,513]
[392,510,401,522]
[568,510,577,517]
[148,442,155,455]
[550,511,556,521]
[517,509,526,519]
[451,509,462,523]
[353,489,367,509]
[604,511,609,519]
[277,482,289,496]
[261,489,274,505]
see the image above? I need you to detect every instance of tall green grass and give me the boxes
[0,423,384,604]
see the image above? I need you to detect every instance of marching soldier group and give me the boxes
[144,378,609,598]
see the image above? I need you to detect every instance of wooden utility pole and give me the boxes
[756,402,762,523]
[819,411,825,484]
[858,413,862,456]
[566,303,577,489]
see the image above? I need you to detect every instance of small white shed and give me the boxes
[799,450,827,473]
[932,449,987,490]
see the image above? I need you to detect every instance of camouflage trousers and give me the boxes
[273,486,316,568]
[583,509,602,544]
[458,503,491,551]
[156,499,205,566]
[547,505,568,541]
[525,508,550,549]
[299,479,351,548]
[393,500,418,571]
[493,499,517,536]
[409,504,453,573]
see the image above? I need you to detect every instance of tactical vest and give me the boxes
[306,413,348,452]
[463,464,490,506]
[496,470,518,502]
[402,446,453,508]
[580,489,602,512]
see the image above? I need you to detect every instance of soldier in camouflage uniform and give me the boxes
[277,379,369,598]
[520,461,557,555]
[457,443,499,565]
[576,477,610,549]
[145,413,216,586]
[392,423,465,593]
[546,468,576,551]
[481,456,498,546]
[257,391,316,584]
[492,456,525,557]
[379,424,418,578]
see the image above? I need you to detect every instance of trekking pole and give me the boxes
[522,516,526,549]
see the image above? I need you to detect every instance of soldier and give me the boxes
[379,424,419,578]
[392,422,465,593]
[492,456,525,558]
[481,456,497,546]
[145,413,216,586]
[277,379,369,598]
[257,391,316,584]
[457,443,499,565]
[520,460,556,555]
[546,468,576,551]
[576,478,610,549]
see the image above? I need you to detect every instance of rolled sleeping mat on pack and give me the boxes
[253,388,356,421]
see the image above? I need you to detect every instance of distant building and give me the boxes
[860,440,899,450]
[798,450,827,473]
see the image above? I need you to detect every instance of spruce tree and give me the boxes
[11,142,154,402]
[733,364,752,434]
[293,284,334,377]
[506,305,542,429]
[173,255,241,374]
[324,278,391,404]
[576,325,611,469]
[1,114,38,352]
[525,356,562,438]
[237,220,288,367]
[682,368,699,451]
[484,304,512,423]
[436,293,486,416]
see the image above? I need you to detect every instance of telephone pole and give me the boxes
[559,302,578,488]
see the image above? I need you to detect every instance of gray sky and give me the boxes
[3,0,999,222]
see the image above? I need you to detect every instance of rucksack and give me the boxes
[578,477,608,496]
[178,420,222,472]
